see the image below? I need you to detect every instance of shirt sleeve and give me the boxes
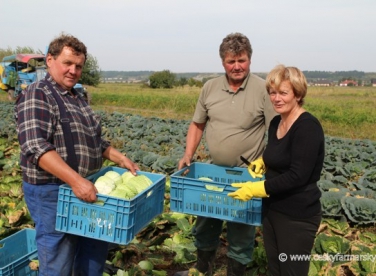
[192,86,209,124]
[17,85,56,165]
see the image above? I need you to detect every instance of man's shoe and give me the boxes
[227,257,246,276]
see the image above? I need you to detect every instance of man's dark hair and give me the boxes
[219,32,253,60]
[47,33,87,61]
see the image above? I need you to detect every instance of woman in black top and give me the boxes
[228,65,324,276]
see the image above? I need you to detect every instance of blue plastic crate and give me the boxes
[55,167,166,245]
[170,162,263,226]
[0,229,38,276]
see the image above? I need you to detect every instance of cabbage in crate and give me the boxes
[94,170,153,200]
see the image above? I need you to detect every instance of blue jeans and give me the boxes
[192,216,256,265]
[23,182,109,276]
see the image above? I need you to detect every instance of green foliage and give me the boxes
[249,233,268,275]
[149,70,176,89]
[320,190,348,217]
[314,233,351,256]
[177,77,187,86]
[187,78,203,88]
[321,218,350,236]
[341,197,376,225]
[80,53,101,86]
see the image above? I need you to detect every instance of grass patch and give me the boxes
[2,84,376,140]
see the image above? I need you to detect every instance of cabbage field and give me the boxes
[1,100,375,275]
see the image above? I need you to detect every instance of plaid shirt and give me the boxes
[16,74,110,184]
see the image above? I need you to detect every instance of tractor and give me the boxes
[0,53,90,103]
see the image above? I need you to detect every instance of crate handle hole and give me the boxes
[225,169,243,176]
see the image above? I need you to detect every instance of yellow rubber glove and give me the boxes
[248,158,265,178]
[228,181,268,201]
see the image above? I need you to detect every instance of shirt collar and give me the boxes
[45,73,79,97]
[222,73,251,93]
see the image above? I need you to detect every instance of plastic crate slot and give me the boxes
[208,206,213,214]
[70,218,77,228]
[200,193,207,201]
[223,197,230,205]
[73,205,79,216]
[223,208,229,216]
[225,169,243,176]
[64,203,69,214]
[215,195,222,204]
[89,209,97,219]
[215,207,222,215]
[89,221,96,233]
[106,224,113,237]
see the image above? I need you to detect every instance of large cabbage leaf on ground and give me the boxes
[341,196,376,225]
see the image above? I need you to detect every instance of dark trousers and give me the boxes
[192,216,256,265]
[262,209,321,276]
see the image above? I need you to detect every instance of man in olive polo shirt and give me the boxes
[176,32,276,276]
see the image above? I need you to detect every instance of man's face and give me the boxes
[46,46,85,91]
[222,52,250,85]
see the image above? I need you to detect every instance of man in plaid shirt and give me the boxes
[16,33,139,276]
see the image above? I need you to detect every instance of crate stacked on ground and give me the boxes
[170,162,263,226]
[55,167,166,245]
[0,229,38,276]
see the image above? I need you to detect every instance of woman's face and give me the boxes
[268,80,300,115]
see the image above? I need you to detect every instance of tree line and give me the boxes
[2,47,374,89]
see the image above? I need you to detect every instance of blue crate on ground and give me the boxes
[0,229,38,276]
[55,166,166,245]
[170,162,263,226]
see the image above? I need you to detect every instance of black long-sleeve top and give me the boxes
[263,112,325,218]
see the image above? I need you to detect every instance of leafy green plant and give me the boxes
[341,197,376,225]
[314,233,351,256]
[320,191,348,217]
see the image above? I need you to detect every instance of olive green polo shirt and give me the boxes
[193,73,277,167]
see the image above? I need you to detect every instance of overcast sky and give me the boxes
[1,0,374,73]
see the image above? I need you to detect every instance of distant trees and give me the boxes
[303,70,366,80]
[148,70,205,89]
[80,54,101,86]
[187,78,203,88]
[149,70,176,88]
